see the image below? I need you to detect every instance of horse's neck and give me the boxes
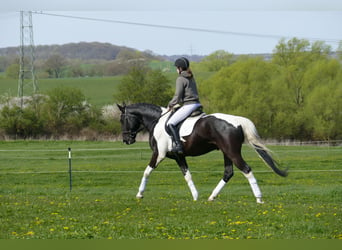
[139,108,163,132]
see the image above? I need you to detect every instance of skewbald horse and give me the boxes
[117,103,287,203]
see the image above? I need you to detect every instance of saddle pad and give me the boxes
[179,113,205,137]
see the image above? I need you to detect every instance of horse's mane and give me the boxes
[127,103,163,117]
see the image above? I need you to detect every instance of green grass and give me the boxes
[0,141,341,239]
[0,71,213,108]
[0,77,122,107]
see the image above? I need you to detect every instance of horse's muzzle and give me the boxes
[123,137,136,145]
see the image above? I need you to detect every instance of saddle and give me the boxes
[165,106,205,138]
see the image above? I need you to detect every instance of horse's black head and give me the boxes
[117,104,142,145]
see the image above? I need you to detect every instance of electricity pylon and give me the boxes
[18,11,38,107]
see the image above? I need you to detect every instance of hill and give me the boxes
[0,42,206,62]
[0,42,162,61]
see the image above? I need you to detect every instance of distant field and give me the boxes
[0,140,341,239]
[0,71,213,108]
[0,77,122,107]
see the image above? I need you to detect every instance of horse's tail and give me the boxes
[237,117,288,177]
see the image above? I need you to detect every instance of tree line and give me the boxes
[0,42,164,78]
[0,38,341,141]
[198,39,342,141]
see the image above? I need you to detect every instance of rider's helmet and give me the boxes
[174,57,190,70]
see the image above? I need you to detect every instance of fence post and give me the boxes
[68,147,72,192]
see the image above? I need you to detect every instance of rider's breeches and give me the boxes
[167,103,202,126]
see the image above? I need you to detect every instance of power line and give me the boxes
[32,11,341,44]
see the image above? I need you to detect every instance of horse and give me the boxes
[117,103,287,203]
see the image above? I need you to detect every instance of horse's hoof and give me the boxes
[256,198,264,204]
[136,194,144,199]
[208,196,215,202]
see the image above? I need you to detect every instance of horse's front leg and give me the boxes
[175,155,198,201]
[136,165,154,199]
[136,151,163,199]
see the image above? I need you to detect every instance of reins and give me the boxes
[121,108,171,138]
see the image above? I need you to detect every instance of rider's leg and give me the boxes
[167,103,201,154]
[167,123,183,154]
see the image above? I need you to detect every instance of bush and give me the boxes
[0,88,122,139]
[0,106,45,138]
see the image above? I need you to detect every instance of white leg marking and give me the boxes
[208,179,227,201]
[243,171,264,204]
[184,170,198,201]
[136,165,154,199]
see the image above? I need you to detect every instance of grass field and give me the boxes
[0,71,212,108]
[0,140,341,239]
[0,77,122,107]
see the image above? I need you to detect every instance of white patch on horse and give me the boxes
[154,109,173,154]
[209,113,243,128]
[179,114,205,138]
[154,110,204,151]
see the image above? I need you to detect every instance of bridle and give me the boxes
[121,108,171,139]
[120,112,144,139]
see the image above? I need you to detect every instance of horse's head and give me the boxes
[117,104,142,145]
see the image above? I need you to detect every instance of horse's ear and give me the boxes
[117,103,125,113]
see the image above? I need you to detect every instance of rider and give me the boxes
[167,57,202,154]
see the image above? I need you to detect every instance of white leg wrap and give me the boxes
[184,171,198,201]
[243,171,263,203]
[136,165,154,198]
[208,179,226,201]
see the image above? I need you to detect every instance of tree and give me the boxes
[115,65,172,106]
[337,41,342,61]
[43,87,90,135]
[5,64,19,79]
[197,50,234,72]
[45,54,67,78]
[272,38,331,107]
[0,105,44,138]
[305,83,342,140]
[142,69,173,105]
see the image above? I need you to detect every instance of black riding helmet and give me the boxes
[174,57,190,70]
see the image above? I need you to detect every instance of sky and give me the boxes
[1,0,342,55]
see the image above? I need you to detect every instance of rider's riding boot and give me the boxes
[167,124,183,154]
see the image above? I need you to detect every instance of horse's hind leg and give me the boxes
[233,155,264,204]
[243,171,264,204]
[208,155,234,201]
